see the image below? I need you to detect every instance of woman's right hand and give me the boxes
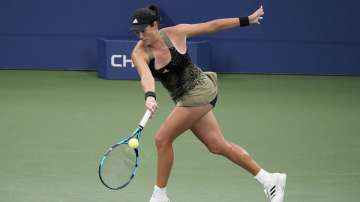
[145,96,158,115]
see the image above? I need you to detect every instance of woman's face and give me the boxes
[134,22,159,46]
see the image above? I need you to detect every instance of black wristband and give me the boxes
[145,91,156,100]
[239,16,250,27]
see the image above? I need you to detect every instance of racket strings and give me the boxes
[100,144,136,189]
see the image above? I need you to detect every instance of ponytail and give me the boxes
[148,4,160,22]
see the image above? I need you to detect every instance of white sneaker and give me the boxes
[149,196,170,202]
[149,185,170,202]
[264,173,287,202]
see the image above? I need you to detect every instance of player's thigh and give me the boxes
[190,111,228,150]
[155,104,213,143]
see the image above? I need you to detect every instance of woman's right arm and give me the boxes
[132,47,155,93]
[131,43,158,114]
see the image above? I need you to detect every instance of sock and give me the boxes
[153,185,167,199]
[254,169,271,186]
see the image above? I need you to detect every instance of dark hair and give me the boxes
[148,4,161,23]
[130,5,161,32]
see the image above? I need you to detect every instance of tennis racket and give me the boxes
[98,110,152,190]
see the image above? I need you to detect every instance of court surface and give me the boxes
[1,70,359,202]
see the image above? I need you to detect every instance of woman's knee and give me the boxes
[154,131,172,150]
[207,138,231,155]
[208,145,224,155]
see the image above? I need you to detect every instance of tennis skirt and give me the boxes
[175,71,218,107]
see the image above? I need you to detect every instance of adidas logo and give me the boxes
[132,18,139,24]
[269,185,276,199]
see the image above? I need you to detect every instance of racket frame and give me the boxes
[98,110,151,190]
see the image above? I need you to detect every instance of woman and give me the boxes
[130,5,286,202]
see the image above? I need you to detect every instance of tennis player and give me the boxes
[130,5,286,202]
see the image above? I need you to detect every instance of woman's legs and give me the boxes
[190,110,261,175]
[190,110,287,202]
[152,107,287,202]
[154,104,213,188]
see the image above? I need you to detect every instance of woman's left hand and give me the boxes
[249,5,264,24]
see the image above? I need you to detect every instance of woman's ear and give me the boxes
[151,21,159,29]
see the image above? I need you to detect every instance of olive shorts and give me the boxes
[176,71,218,107]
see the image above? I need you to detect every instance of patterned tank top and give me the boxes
[146,30,202,101]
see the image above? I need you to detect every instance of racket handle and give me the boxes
[139,110,152,128]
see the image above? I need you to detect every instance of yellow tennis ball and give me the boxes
[128,138,139,149]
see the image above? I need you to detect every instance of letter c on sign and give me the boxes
[111,55,123,67]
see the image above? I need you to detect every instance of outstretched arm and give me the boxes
[131,49,155,94]
[131,44,158,114]
[176,5,264,38]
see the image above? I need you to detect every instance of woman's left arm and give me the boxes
[176,5,264,38]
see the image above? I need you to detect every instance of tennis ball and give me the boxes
[128,138,139,149]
